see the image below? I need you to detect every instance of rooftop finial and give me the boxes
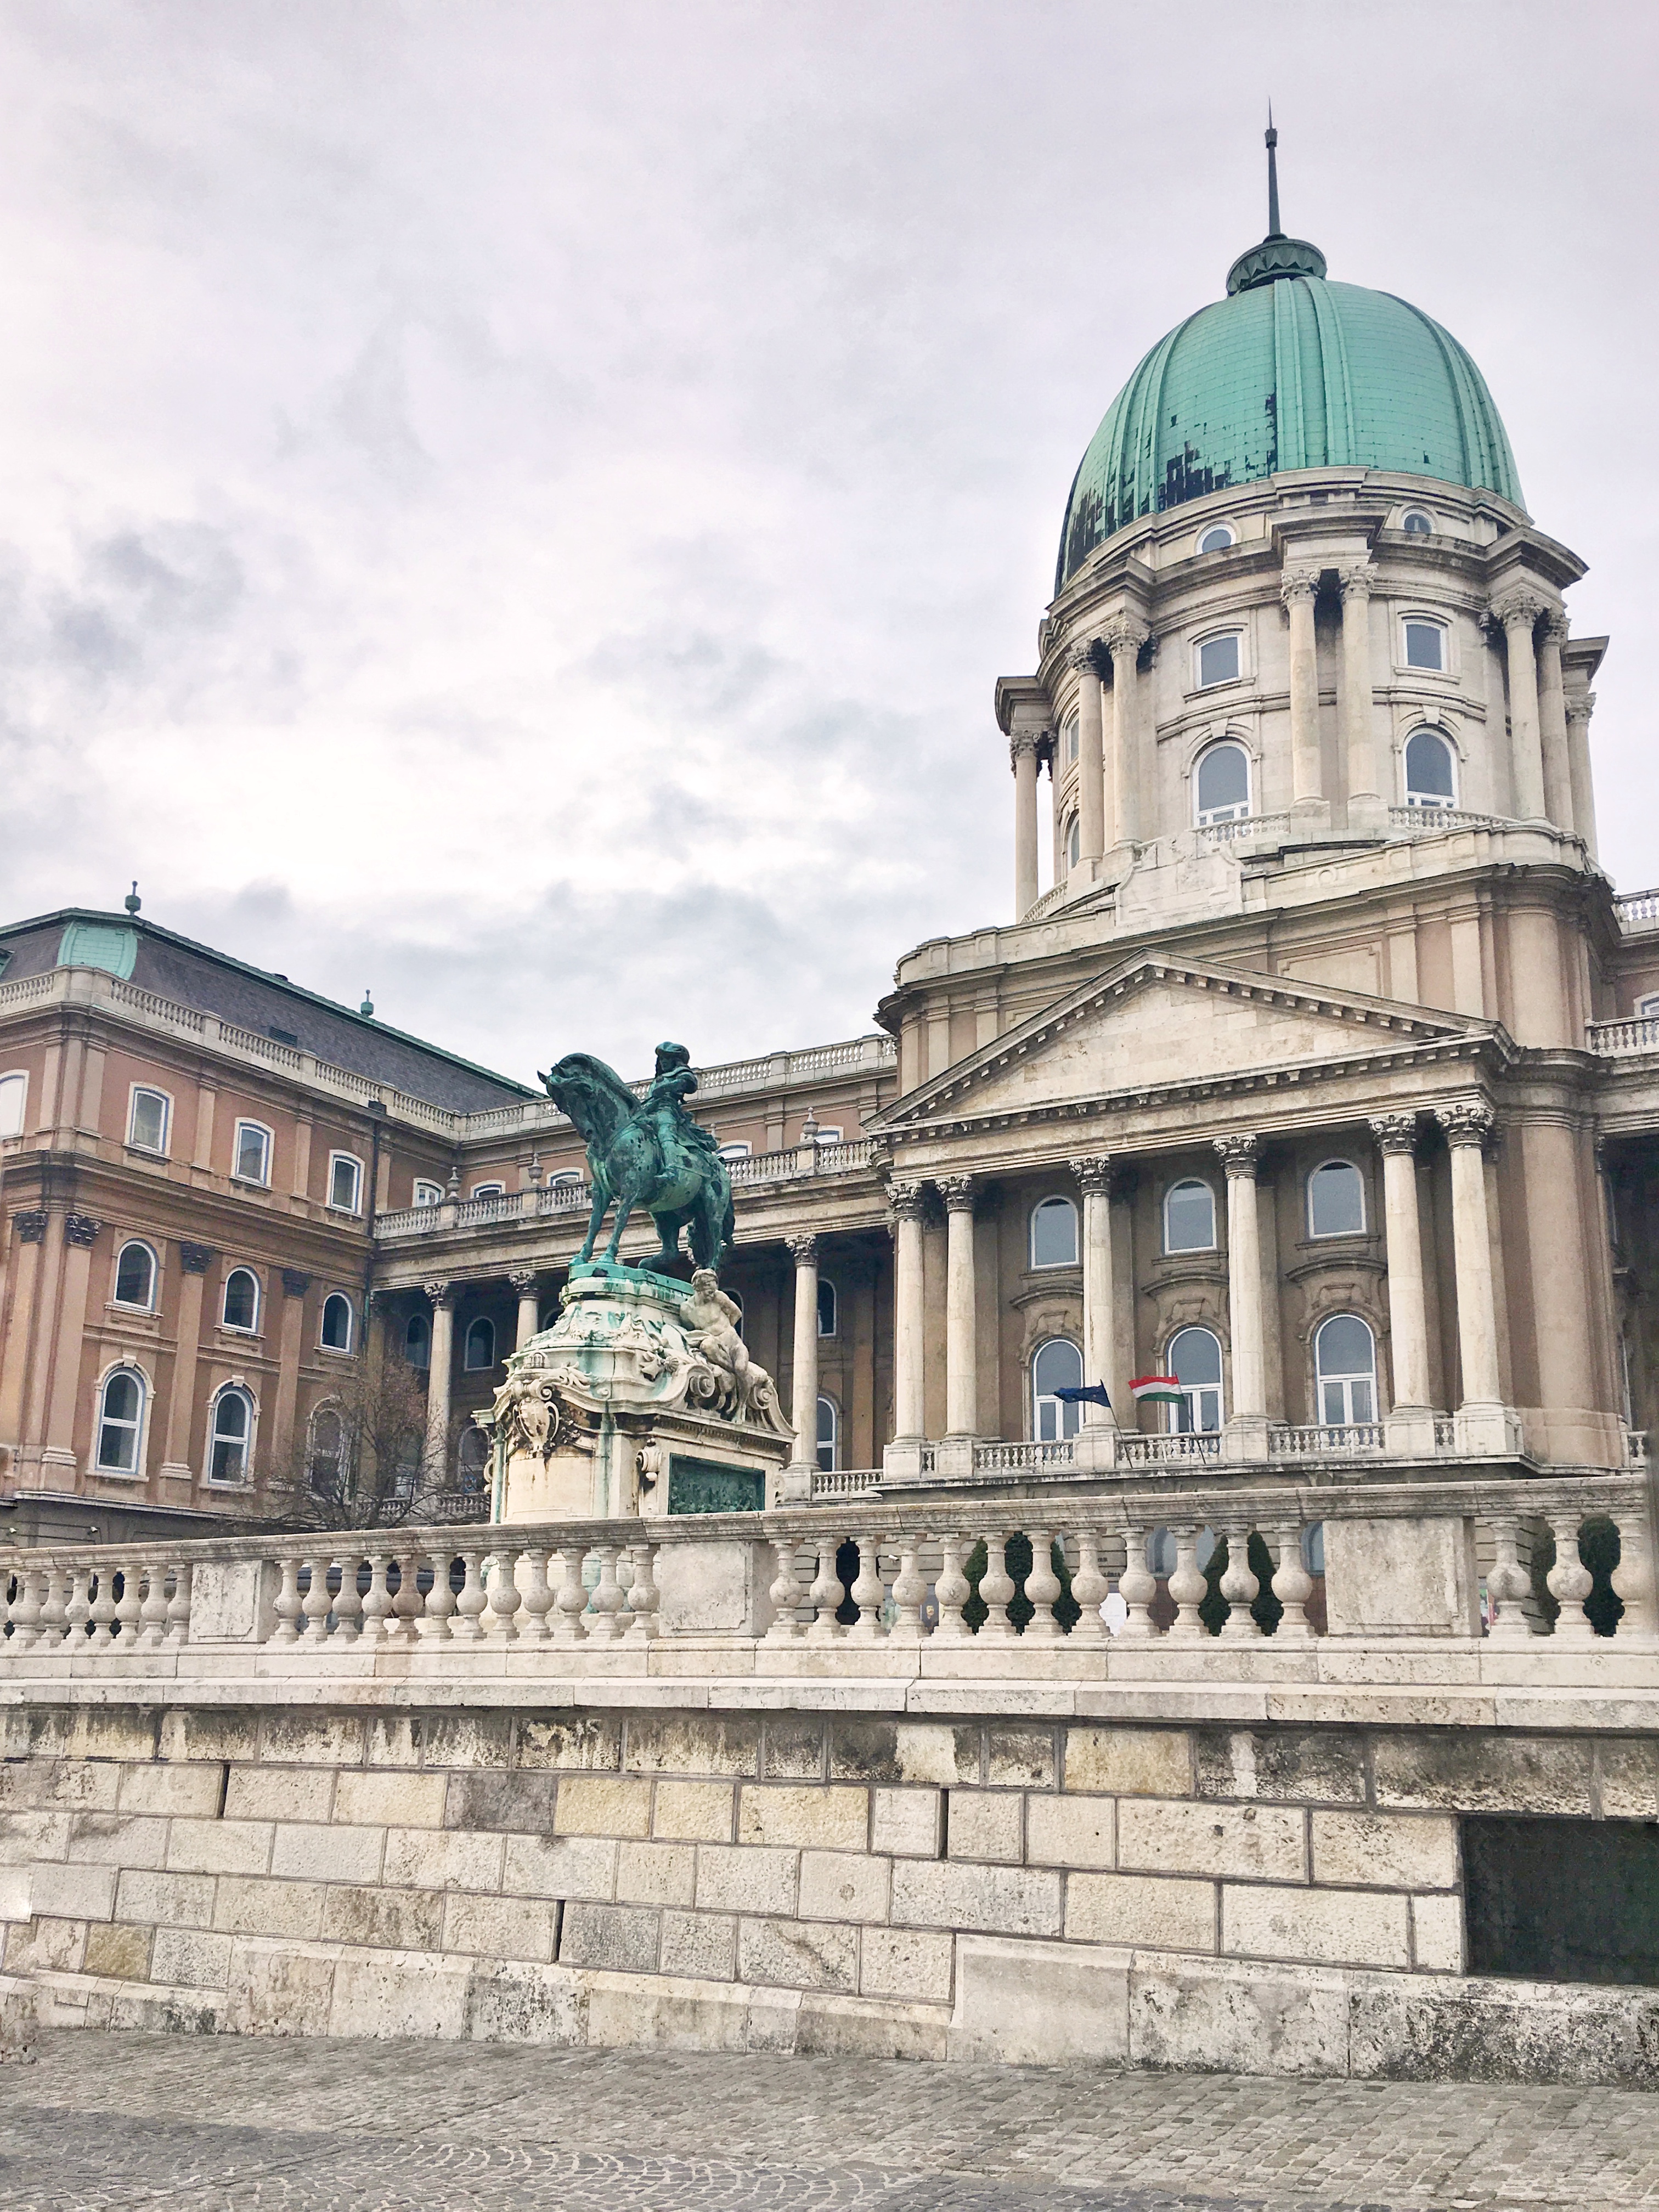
[1266,104,1282,239]
[124,880,141,916]
[359,988,375,1018]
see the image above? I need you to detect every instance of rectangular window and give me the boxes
[1404,620,1445,671]
[0,1073,25,1138]
[1197,633,1240,687]
[128,1088,170,1154]
[328,1153,364,1213]
[234,1122,271,1184]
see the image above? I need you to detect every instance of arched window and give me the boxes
[1030,1195,1079,1269]
[1167,1326,1224,1434]
[816,1395,837,1472]
[1314,1314,1378,1426]
[0,1071,26,1138]
[1032,1338,1084,1441]
[1404,727,1457,809]
[113,1240,156,1312]
[1402,509,1433,536]
[470,1182,505,1200]
[320,1293,354,1352]
[1195,630,1242,688]
[817,1279,837,1338]
[128,1086,170,1154]
[328,1152,364,1213]
[404,1312,431,1368]
[209,1386,253,1483]
[1194,740,1250,825]
[1403,618,1446,672]
[413,1180,443,1208]
[222,1268,259,1333]
[1197,521,1235,554]
[233,1121,272,1184]
[1063,714,1080,763]
[716,1142,751,1164]
[1308,1160,1366,1238]
[463,1316,496,1372]
[1163,1178,1216,1254]
[95,1367,145,1472]
[457,1425,490,1493]
[1066,816,1080,869]
[308,1408,346,1497]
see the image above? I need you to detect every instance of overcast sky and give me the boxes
[0,1,1651,1085]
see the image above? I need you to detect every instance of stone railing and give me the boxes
[809,1468,881,1500]
[0,1472,1650,1683]
[1588,1016,1659,1057]
[1615,889,1659,931]
[1269,1421,1387,1459]
[1116,1432,1223,1468]
[1194,811,1293,849]
[972,1441,1079,1476]
[1386,805,1502,837]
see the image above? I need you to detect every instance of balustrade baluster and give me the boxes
[420,1554,458,1639]
[452,1552,488,1641]
[64,1566,92,1649]
[136,1560,170,1650]
[1217,1521,1262,1640]
[329,1556,361,1643]
[624,1544,659,1642]
[87,1568,118,1651]
[847,1538,887,1640]
[1547,1515,1596,1644]
[888,1540,928,1644]
[765,1537,809,1641]
[112,1562,142,1650]
[9,1566,42,1651]
[1483,1515,1534,1645]
[613,1551,636,1637]
[587,1547,625,1641]
[1069,1530,1109,1644]
[481,1550,522,1640]
[388,1555,424,1641]
[359,1555,393,1643]
[37,1565,70,1649]
[978,1532,1017,1640]
[1166,1528,1207,1641]
[1023,1528,1063,1639]
[1269,1523,1314,1642]
[932,1534,971,1641]
[165,1561,191,1645]
[550,1550,590,1642]
[515,1549,554,1641]
[806,1540,845,1641]
[302,1556,335,1643]
[1610,1508,1659,1640]
[1116,1525,1159,1639]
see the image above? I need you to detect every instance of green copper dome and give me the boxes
[1056,232,1523,591]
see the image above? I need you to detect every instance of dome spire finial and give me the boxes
[1266,104,1282,239]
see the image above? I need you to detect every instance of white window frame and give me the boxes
[1196,520,1236,555]
[0,1070,27,1139]
[1314,1313,1378,1427]
[112,1238,159,1313]
[715,1142,751,1163]
[93,1362,149,1476]
[208,1384,256,1485]
[127,1084,172,1156]
[1163,1177,1217,1255]
[1400,507,1435,537]
[1193,627,1245,692]
[221,1266,261,1335]
[1166,1325,1224,1435]
[326,1150,364,1215]
[470,1182,505,1200]
[810,1125,843,1148]
[1399,613,1450,676]
[815,1394,838,1473]
[231,1120,273,1186]
[1193,738,1252,826]
[1402,725,1460,810]
[1032,1338,1084,1442]
[320,1292,355,1354]
[412,1180,443,1207]
[1029,1194,1079,1270]
[1307,1159,1367,1240]
[462,1315,496,1372]
[549,1170,584,1187]
[817,1278,838,1339]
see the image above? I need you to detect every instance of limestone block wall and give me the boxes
[1,1697,1657,2085]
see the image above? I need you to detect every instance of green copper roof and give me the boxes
[1056,252,1524,590]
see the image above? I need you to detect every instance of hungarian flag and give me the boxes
[1130,1374,1183,1405]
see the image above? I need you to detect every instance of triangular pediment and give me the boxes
[877,956,1493,1131]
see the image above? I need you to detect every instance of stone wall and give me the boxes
[2,1697,1657,2084]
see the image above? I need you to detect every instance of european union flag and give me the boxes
[1054,1383,1112,1409]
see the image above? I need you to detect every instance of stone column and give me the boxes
[1491,588,1547,820]
[1216,1136,1268,1460]
[889,1183,927,1443]
[511,1269,540,1351]
[1566,690,1599,861]
[1011,732,1041,918]
[1536,612,1575,832]
[1371,1114,1434,1450]
[1435,1103,1512,1452]
[1071,1156,1114,1429]
[1102,617,1149,853]
[1338,565,1382,831]
[1070,642,1105,862]
[783,1234,820,1496]
[1281,566,1324,820]
[423,1281,456,1483]
[939,1178,978,1437]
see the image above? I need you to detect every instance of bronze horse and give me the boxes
[540,1050,734,1273]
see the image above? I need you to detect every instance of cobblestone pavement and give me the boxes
[0,2034,1654,2210]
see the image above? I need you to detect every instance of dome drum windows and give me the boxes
[1194,740,1251,826]
[112,1240,157,1312]
[1401,509,1435,536]
[1403,727,1458,809]
[1196,521,1236,555]
[1194,630,1243,690]
[1401,617,1449,674]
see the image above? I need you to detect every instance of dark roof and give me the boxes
[0,909,532,1115]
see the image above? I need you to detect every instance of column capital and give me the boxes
[1435,1100,1494,1150]
[1539,607,1570,646]
[786,1233,820,1265]
[1099,614,1150,662]
[1213,1133,1260,1176]
[1008,729,1041,769]
[1565,689,1596,726]
[1336,562,1375,601]
[1368,1112,1421,1156]
[1067,637,1102,676]
[885,1178,927,1223]
[937,1174,977,1213]
[424,1279,457,1308]
[281,1269,311,1298]
[178,1241,213,1274]
[1068,1154,1114,1195]
[508,1269,538,1295]
[1487,585,1549,635]
[1279,563,1321,608]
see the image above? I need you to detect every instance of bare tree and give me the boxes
[264,1357,490,1531]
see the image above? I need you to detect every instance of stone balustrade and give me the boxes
[1,1471,1651,1684]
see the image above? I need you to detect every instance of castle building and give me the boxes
[3,154,1658,1536]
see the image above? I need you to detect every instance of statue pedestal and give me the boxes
[490,1262,792,1521]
